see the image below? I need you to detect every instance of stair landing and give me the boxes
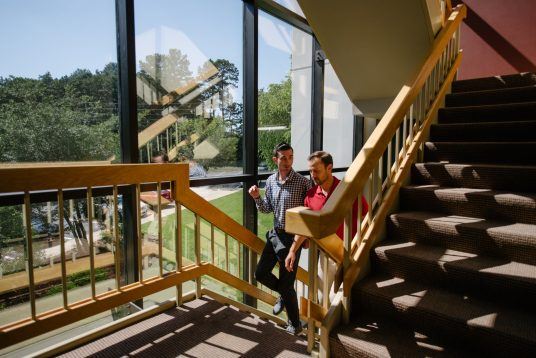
[59,297,308,358]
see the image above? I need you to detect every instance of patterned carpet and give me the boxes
[60,297,308,358]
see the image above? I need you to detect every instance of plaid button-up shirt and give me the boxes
[255,169,311,230]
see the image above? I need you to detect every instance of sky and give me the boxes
[0,0,308,99]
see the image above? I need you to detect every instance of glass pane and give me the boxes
[273,0,305,18]
[0,1,119,163]
[135,0,244,178]
[323,59,354,167]
[258,11,312,173]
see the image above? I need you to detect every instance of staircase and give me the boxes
[330,73,536,357]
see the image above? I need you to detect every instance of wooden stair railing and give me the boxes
[285,4,467,355]
[0,163,309,350]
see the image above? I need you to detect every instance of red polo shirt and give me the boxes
[304,177,369,240]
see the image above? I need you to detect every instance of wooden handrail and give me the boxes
[343,52,462,295]
[285,4,467,242]
[288,5,466,354]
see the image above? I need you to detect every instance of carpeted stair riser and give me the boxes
[412,163,536,192]
[451,73,536,93]
[387,213,536,265]
[424,142,536,165]
[430,120,536,142]
[438,102,536,124]
[371,242,536,310]
[446,85,536,107]
[400,186,536,224]
[329,315,475,358]
[353,277,536,357]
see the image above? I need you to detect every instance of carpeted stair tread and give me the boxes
[430,120,536,142]
[400,185,536,224]
[355,275,536,356]
[438,101,536,124]
[451,73,536,93]
[412,163,536,192]
[387,211,536,265]
[424,141,536,165]
[446,85,536,107]
[372,241,536,307]
[330,313,477,358]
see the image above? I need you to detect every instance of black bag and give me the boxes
[266,229,294,260]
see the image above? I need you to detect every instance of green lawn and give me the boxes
[141,189,274,251]
[139,189,276,301]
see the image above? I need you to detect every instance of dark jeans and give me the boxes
[254,229,302,327]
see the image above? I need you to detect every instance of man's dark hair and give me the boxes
[272,142,293,157]
[308,151,333,167]
[151,150,169,163]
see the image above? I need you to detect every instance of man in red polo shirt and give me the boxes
[285,151,368,302]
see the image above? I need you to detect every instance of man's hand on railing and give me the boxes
[285,251,297,272]
[285,235,308,272]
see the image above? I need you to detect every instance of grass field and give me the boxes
[140,189,276,302]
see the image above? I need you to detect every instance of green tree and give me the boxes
[257,75,292,169]
[139,49,193,93]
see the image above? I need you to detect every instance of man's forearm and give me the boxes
[290,235,307,253]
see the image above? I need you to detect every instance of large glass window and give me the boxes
[258,11,312,174]
[135,0,244,178]
[0,1,120,163]
[323,59,355,168]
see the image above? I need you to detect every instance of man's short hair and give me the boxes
[273,142,293,157]
[151,150,169,163]
[308,151,333,167]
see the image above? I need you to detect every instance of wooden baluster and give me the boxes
[195,214,201,298]
[342,210,352,324]
[225,233,230,273]
[58,190,68,308]
[176,202,183,305]
[237,242,241,277]
[23,192,36,320]
[113,186,121,290]
[157,182,163,276]
[409,104,415,143]
[307,240,318,353]
[376,161,382,205]
[395,128,400,172]
[357,194,363,246]
[87,187,96,298]
[387,140,393,180]
[368,172,373,225]
[402,115,408,157]
[210,224,215,265]
[135,184,143,283]
[322,254,329,309]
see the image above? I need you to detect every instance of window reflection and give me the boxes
[135,0,244,178]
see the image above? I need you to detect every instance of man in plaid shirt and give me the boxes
[249,142,311,335]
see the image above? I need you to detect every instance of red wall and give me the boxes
[453,0,536,80]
